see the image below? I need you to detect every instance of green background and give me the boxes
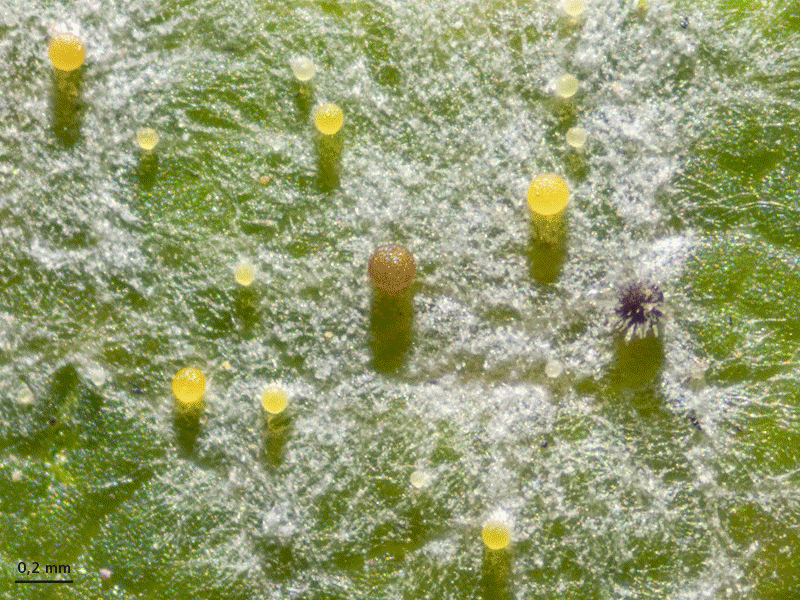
[1,0,799,598]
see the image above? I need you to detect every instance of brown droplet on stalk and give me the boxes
[368,244,416,295]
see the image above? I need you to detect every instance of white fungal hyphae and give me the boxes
[614,281,664,341]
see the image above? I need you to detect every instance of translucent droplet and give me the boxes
[545,360,563,378]
[562,0,586,17]
[136,128,159,151]
[410,470,431,489]
[555,74,579,98]
[289,56,316,82]
[17,385,34,405]
[566,126,588,149]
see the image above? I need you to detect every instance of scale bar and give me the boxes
[16,580,74,584]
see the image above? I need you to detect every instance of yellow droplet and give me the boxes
[261,385,288,415]
[315,103,344,135]
[234,262,255,286]
[172,367,206,407]
[136,128,159,151]
[555,74,579,98]
[562,0,586,17]
[49,33,85,72]
[527,174,570,216]
[290,56,316,82]
[566,126,587,149]
[482,520,511,550]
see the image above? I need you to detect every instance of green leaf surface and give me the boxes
[1,0,799,598]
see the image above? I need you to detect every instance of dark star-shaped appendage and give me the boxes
[615,281,664,341]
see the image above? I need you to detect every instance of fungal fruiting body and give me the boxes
[482,519,511,551]
[615,281,664,341]
[314,103,344,135]
[261,385,288,415]
[527,174,570,216]
[136,128,159,151]
[290,56,316,82]
[49,33,85,72]
[368,244,416,295]
[172,367,206,408]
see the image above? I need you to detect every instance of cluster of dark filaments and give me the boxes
[615,281,664,340]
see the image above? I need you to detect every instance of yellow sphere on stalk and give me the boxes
[234,261,256,286]
[527,174,570,216]
[172,367,206,407]
[49,32,85,72]
[482,520,511,550]
[261,385,288,415]
[136,128,159,151]
[314,103,344,135]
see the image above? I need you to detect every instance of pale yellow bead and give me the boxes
[234,262,255,286]
[555,74,579,98]
[261,385,288,415]
[482,520,511,550]
[136,128,159,151]
[562,0,586,17]
[410,470,431,489]
[314,103,343,135]
[289,56,316,82]
[566,126,587,149]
